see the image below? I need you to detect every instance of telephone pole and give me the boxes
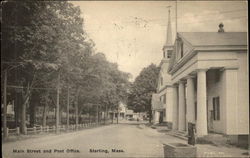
[66,84,69,130]
[56,73,60,134]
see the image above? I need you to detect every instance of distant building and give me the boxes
[109,102,127,119]
[125,109,135,119]
[1,101,15,122]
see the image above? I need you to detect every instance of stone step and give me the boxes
[167,131,188,141]
[168,132,188,141]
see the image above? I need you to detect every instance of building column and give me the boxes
[186,76,195,124]
[224,68,238,134]
[178,81,186,131]
[196,69,208,136]
[154,111,160,124]
[172,85,178,130]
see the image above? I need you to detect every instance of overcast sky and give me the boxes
[71,1,247,81]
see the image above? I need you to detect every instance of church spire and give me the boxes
[165,8,172,46]
[162,7,173,61]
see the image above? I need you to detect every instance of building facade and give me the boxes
[167,26,248,146]
[151,9,248,146]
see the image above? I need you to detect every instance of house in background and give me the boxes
[168,24,248,147]
[108,102,127,120]
[1,101,15,122]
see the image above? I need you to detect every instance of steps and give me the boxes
[167,130,188,141]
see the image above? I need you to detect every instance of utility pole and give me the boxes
[176,0,178,33]
[96,105,99,124]
[66,85,69,130]
[3,70,7,138]
[117,104,119,124]
[104,104,107,124]
[56,73,60,134]
[75,92,79,129]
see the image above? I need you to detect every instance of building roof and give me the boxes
[178,32,247,46]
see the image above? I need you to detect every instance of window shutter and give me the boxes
[217,97,220,120]
[213,98,216,120]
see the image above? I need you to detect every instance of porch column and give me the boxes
[196,69,208,136]
[154,111,159,124]
[186,76,195,124]
[178,81,186,131]
[172,85,178,130]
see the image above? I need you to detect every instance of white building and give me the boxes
[168,25,248,147]
[109,102,127,119]
[151,9,173,127]
[152,9,248,147]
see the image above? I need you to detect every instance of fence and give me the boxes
[2,119,112,138]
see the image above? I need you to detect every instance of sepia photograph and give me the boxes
[1,0,249,157]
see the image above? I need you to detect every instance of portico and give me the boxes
[172,69,209,136]
[168,31,248,139]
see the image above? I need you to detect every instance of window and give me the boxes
[213,97,220,120]
[167,50,172,59]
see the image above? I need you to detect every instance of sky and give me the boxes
[71,1,248,81]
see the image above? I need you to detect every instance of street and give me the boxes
[2,122,249,158]
[3,122,165,158]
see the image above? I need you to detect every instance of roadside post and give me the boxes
[188,122,196,145]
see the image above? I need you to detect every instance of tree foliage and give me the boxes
[127,64,160,117]
[1,1,130,132]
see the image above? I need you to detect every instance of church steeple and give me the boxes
[162,7,173,60]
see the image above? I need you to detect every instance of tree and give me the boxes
[127,64,160,122]
[1,1,131,135]
[1,1,93,133]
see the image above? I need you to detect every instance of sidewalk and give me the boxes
[147,124,249,157]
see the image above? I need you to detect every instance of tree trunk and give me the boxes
[75,101,78,126]
[59,107,63,125]
[3,70,7,138]
[66,86,69,129]
[96,105,99,124]
[75,89,80,127]
[29,95,37,127]
[21,95,29,134]
[88,106,91,123]
[112,112,114,123]
[104,104,107,124]
[14,93,21,128]
[117,105,119,124]
[149,109,152,123]
[56,74,60,133]
[42,101,48,127]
